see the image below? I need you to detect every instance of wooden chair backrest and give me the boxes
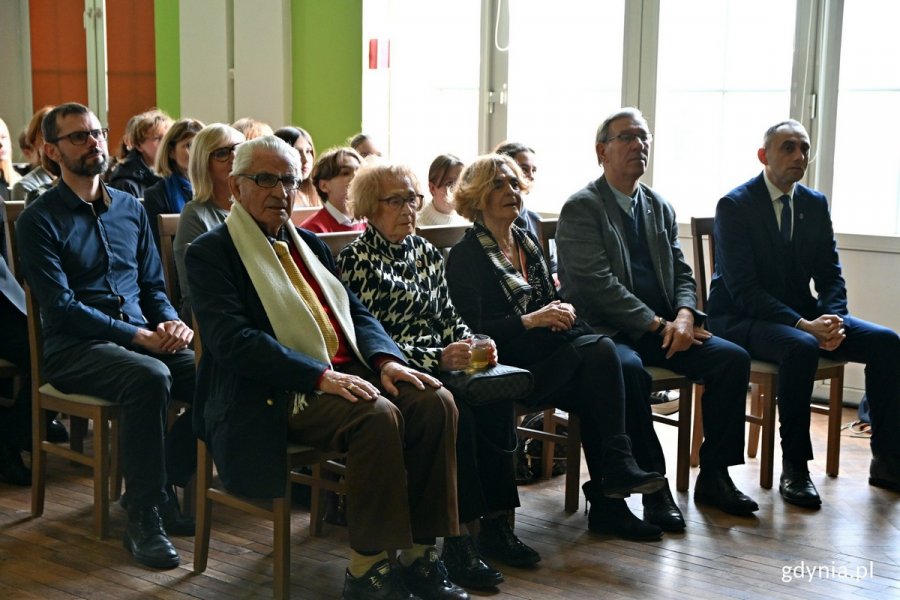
[415,224,469,257]
[690,217,715,312]
[536,217,557,264]
[24,284,46,387]
[317,230,364,259]
[2,201,26,283]
[291,207,320,228]
[157,213,181,305]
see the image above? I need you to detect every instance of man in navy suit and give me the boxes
[708,119,900,507]
[186,135,465,600]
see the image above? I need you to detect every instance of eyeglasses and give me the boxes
[237,172,301,191]
[210,144,240,162]
[379,193,424,210]
[50,128,109,145]
[605,132,653,145]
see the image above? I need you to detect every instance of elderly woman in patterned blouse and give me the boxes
[337,162,536,591]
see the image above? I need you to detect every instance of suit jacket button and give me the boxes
[266,398,274,406]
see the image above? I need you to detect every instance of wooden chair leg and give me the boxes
[31,401,47,518]
[193,440,214,574]
[564,415,581,513]
[272,481,292,600]
[540,409,555,479]
[825,374,844,477]
[759,382,777,489]
[308,464,326,537]
[747,384,762,458]
[110,415,122,500]
[675,384,693,493]
[690,385,704,468]
[93,409,110,539]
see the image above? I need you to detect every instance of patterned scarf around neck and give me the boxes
[473,221,554,315]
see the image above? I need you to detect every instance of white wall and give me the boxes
[0,0,32,161]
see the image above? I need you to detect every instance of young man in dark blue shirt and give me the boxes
[17,103,195,570]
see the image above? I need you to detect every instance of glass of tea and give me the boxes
[468,334,491,371]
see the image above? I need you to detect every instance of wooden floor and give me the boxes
[1,407,898,599]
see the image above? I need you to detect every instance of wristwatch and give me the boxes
[654,316,667,336]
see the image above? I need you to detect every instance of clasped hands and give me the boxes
[522,300,576,332]
[132,320,193,354]
[317,360,442,403]
[798,314,845,351]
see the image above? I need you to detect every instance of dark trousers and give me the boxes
[0,302,29,450]
[288,361,459,552]
[614,333,750,469]
[44,341,196,509]
[453,398,519,523]
[733,315,900,462]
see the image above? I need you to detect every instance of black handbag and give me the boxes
[439,363,534,406]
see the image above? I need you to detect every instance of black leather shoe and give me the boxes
[160,486,195,536]
[477,515,540,568]
[47,418,69,444]
[870,454,900,492]
[441,535,503,589]
[123,506,180,569]
[0,444,31,486]
[600,436,667,498]
[343,559,416,600]
[642,482,685,532]
[694,467,759,516]
[587,496,663,541]
[400,548,468,600]
[779,461,821,508]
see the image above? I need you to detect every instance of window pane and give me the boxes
[507,0,624,213]
[831,0,900,235]
[375,0,482,187]
[653,0,795,221]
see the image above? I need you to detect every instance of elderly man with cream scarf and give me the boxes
[186,135,466,600]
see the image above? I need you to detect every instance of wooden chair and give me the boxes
[2,200,26,283]
[157,213,182,306]
[415,223,470,257]
[690,217,846,488]
[191,327,347,600]
[515,405,582,512]
[291,206,320,228]
[26,285,122,539]
[318,230,364,258]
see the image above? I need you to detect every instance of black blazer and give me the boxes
[186,224,405,498]
[707,173,847,346]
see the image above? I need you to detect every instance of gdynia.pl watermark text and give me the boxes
[782,560,874,583]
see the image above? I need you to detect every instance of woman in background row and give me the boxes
[349,132,382,158]
[12,105,55,204]
[144,118,205,250]
[274,126,320,207]
[417,154,467,226]
[0,118,22,263]
[173,123,245,320]
[447,154,673,542]
[300,146,366,233]
[109,108,172,198]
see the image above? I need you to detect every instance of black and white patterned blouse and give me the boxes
[337,226,472,372]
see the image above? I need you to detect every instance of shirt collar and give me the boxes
[763,170,794,202]
[610,184,640,217]
[57,178,113,211]
[323,201,357,225]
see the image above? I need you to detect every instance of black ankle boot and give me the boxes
[599,435,666,498]
[441,535,503,589]
[123,505,180,569]
[584,481,662,541]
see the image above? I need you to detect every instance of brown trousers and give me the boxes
[288,360,459,551]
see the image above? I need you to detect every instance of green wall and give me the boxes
[154,0,181,117]
[291,0,362,151]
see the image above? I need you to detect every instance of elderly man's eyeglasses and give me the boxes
[379,193,424,210]
[50,128,109,145]
[237,172,301,191]
[210,144,240,162]
[606,132,653,145]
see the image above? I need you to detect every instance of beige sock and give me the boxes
[398,543,432,567]
[348,550,388,578]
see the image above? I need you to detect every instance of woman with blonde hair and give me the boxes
[144,118,205,249]
[173,123,244,318]
[109,108,174,197]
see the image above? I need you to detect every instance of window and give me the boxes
[830,0,900,235]
[646,0,795,220]
[506,0,625,212]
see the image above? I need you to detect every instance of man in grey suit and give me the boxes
[557,107,758,518]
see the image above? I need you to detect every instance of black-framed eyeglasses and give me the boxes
[237,172,301,191]
[379,193,424,210]
[49,128,109,145]
[606,132,653,145]
[210,144,240,162]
